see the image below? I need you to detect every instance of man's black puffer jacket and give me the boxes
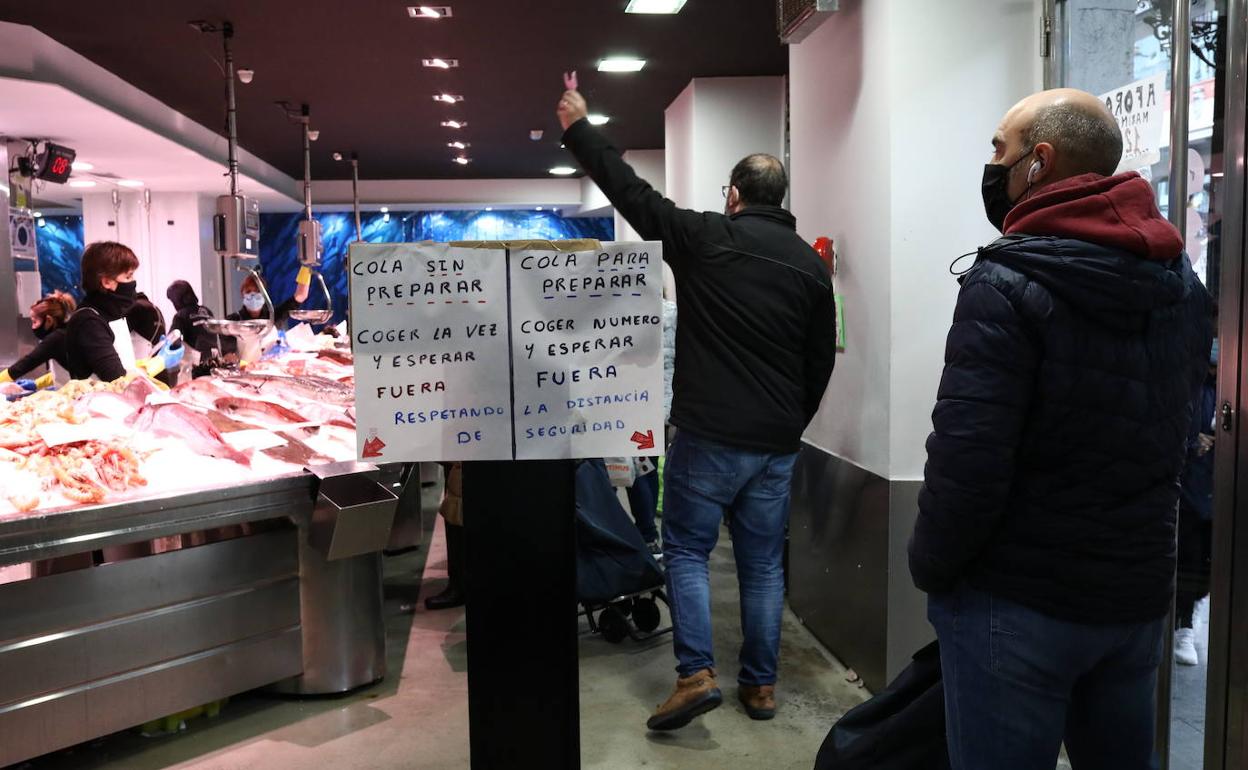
[910,233,1212,624]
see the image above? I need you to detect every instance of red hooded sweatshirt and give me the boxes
[1003,172,1184,262]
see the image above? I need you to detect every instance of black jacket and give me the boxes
[5,330,69,380]
[910,235,1212,623]
[64,294,127,382]
[563,119,836,453]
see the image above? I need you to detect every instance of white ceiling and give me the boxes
[0,76,299,211]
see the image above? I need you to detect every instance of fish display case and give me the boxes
[0,343,416,767]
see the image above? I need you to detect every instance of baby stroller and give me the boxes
[575,459,672,644]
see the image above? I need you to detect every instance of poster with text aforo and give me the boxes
[350,242,512,461]
[349,241,664,462]
[510,244,664,460]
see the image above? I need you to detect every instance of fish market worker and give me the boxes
[64,241,142,382]
[0,291,77,387]
[225,272,309,325]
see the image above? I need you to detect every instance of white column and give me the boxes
[614,150,666,243]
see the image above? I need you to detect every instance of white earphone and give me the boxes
[1027,160,1042,184]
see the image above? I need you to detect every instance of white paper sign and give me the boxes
[350,242,512,461]
[510,245,664,460]
[349,241,664,462]
[1100,74,1165,172]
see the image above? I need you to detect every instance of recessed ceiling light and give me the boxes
[447,141,470,149]
[453,156,471,165]
[587,114,610,126]
[433,93,464,104]
[380,206,389,213]
[118,179,144,188]
[535,206,543,211]
[485,206,493,211]
[441,120,467,129]
[72,161,94,171]
[32,211,42,218]
[423,58,459,69]
[598,57,646,73]
[549,166,576,176]
[408,6,452,18]
[625,0,688,12]
[69,180,97,188]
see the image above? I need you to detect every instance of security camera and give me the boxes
[308,130,320,142]
[237,68,255,84]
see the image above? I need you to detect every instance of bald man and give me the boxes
[558,87,837,731]
[909,89,1213,769]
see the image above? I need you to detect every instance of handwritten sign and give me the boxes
[350,242,512,461]
[349,241,664,462]
[1100,74,1165,172]
[510,245,663,459]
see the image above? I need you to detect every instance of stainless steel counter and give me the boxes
[0,465,402,767]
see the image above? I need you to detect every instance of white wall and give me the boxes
[791,0,1044,479]
[664,85,696,209]
[82,191,220,326]
[790,0,895,477]
[615,149,666,242]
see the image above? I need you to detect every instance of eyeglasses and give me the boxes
[721,185,731,199]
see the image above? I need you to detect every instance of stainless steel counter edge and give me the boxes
[0,473,318,566]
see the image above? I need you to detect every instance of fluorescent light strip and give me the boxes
[598,57,646,73]
[587,114,610,126]
[441,120,467,129]
[625,0,688,13]
[408,6,452,18]
[434,93,464,104]
[549,166,576,176]
[422,58,458,69]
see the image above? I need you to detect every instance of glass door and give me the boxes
[1050,1,1246,768]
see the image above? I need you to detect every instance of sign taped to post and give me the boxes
[350,241,665,462]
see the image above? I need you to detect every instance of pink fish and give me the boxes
[129,403,252,466]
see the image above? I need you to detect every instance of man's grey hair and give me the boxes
[1025,102,1123,177]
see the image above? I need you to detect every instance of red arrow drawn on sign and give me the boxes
[631,430,655,451]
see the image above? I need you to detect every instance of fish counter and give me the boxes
[0,345,416,768]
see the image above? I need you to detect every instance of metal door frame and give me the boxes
[1213,2,1248,765]
[1044,1,1248,767]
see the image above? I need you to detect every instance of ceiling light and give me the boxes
[72,161,94,171]
[118,179,144,187]
[434,93,464,104]
[535,207,544,211]
[32,211,42,218]
[408,6,452,18]
[485,206,493,211]
[549,166,576,176]
[625,0,687,11]
[441,120,467,129]
[598,57,646,73]
[448,141,470,149]
[69,180,97,188]
[423,58,459,69]
[332,151,344,161]
[37,218,46,228]
[308,129,321,141]
[1212,172,1225,178]
[453,156,471,165]
[587,114,610,126]
[380,206,389,213]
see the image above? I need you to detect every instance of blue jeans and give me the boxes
[627,461,660,543]
[662,431,797,686]
[929,585,1164,770]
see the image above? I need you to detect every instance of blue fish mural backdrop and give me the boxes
[261,210,614,324]
[32,215,86,300]
[25,210,612,325]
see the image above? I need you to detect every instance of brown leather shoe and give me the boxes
[646,669,723,731]
[738,684,776,720]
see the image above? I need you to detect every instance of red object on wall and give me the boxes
[812,237,835,273]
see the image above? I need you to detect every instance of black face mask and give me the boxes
[33,324,53,341]
[981,148,1034,232]
[94,279,137,320]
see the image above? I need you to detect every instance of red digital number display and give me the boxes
[50,157,70,175]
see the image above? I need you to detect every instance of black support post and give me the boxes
[463,459,579,769]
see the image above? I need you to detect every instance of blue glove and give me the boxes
[15,379,37,392]
[160,340,185,370]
